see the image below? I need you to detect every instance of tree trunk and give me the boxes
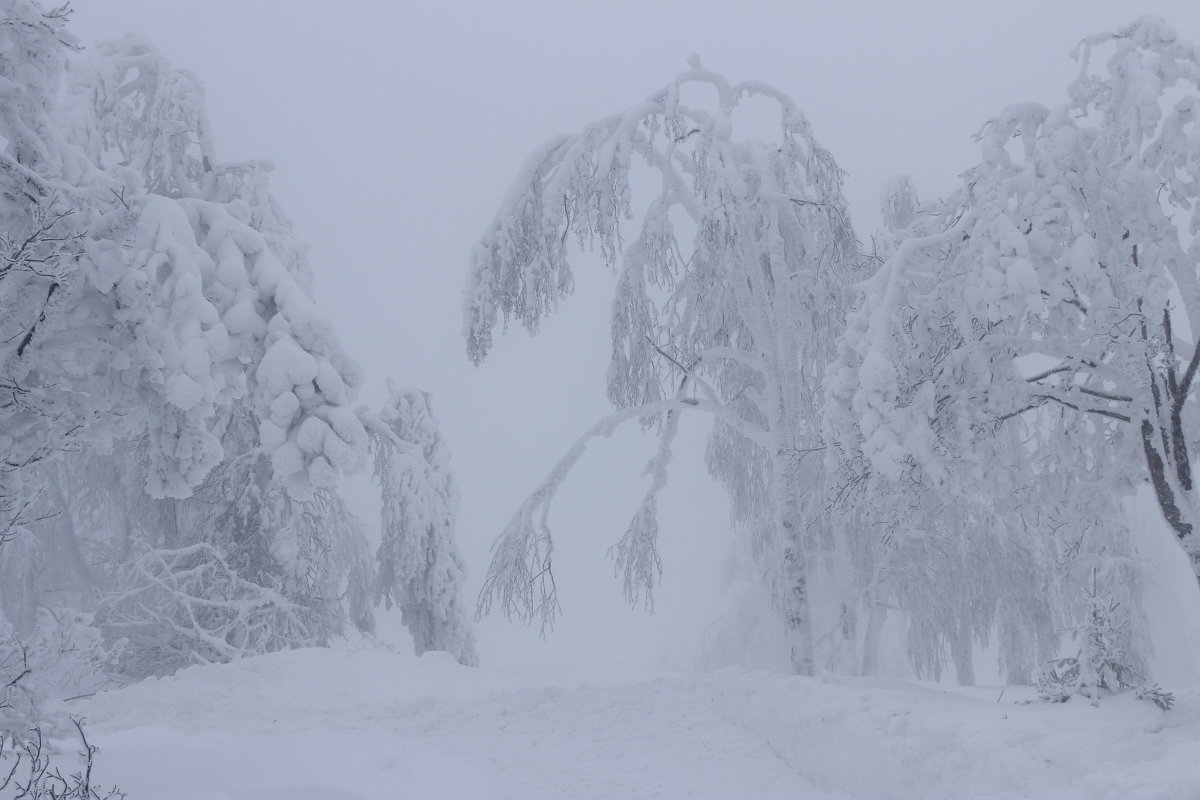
[1141,417,1200,585]
[1142,420,1192,536]
[773,444,814,675]
[952,621,975,687]
[782,541,814,675]
[861,598,887,676]
[1142,330,1200,581]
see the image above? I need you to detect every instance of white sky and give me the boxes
[71,1,1200,669]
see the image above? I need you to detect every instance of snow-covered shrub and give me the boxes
[1036,569,1173,710]
[0,609,112,739]
[1035,657,1080,704]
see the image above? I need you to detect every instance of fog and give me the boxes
[72,1,1198,668]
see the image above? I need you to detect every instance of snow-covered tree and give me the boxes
[367,383,477,666]
[466,61,858,673]
[0,3,374,681]
[0,1,91,546]
[70,34,368,500]
[946,19,1194,562]
[65,34,213,199]
[1,17,368,508]
[827,15,1200,681]
[0,0,125,720]
[823,181,1066,682]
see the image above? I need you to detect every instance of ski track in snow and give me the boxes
[66,645,1200,800]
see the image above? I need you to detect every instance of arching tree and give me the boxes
[466,61,858,674]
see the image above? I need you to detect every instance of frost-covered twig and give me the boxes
[0,718,125,799]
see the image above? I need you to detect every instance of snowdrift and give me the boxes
[62,644,1200,800]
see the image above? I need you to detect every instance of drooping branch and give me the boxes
[608,378,693,611]
[476,391,771,630]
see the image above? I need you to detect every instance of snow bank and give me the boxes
[715,671,1200,800]
[1129,486,1200,688]
[92,727,497,800]
[68,643,1200,799]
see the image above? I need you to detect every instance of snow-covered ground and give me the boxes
[57,643,1199,800]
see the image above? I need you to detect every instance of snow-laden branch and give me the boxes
[368,386,478,666]
[95,543,315,678]
[607,379,694,611]
[476,392,770,630]
[848,217,969,480]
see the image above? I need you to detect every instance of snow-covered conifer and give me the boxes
[0,7,374,680]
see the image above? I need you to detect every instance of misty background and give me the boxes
[69,0,1198,669]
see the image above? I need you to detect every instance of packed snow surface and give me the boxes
[64,644,1200,799]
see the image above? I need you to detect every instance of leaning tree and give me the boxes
[465,60,858,674]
